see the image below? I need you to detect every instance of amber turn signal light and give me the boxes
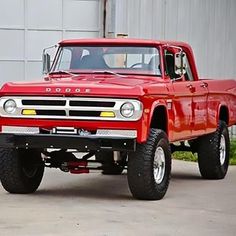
[22,109,37,115]
[100,111,115,117]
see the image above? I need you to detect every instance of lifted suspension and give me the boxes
[43,150,103,174]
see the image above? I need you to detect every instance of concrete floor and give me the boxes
[0,160,236,236]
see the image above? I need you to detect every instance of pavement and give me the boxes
[0,159,236,236]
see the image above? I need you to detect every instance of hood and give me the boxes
[0,74,167,98]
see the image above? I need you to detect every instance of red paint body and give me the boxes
[0,39,236,143]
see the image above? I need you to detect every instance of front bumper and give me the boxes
[0,133,136,151]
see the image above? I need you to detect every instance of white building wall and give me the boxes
[0,0,103,86]
[112,0,236,79]
[1,0,235,82]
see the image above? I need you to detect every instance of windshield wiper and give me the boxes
[49,70,126,78]
[91,70,126,77]
[49,70,79,76]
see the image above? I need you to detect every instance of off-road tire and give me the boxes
[197,121,230,179]
[0,148,44,193]
[127,129,171,200]
[96,151,125,175]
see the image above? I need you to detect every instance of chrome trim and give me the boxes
[96,129,137,138]
[2,126,39,134]
[1,126,137,139]
[0,96,143,121]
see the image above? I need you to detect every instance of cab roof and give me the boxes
[59,38,191,50]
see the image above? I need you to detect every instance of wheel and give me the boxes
[95,151,125,175]
[197,121,230,179]
[0,148,44,193]
[127,129,171,200]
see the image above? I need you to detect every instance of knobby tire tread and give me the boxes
[128,129,171,200]
[0,148,44,194]
[197,121,229,179]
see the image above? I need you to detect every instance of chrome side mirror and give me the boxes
[42,45,57,74]
[42,52,51,74]
[174,52,187,75]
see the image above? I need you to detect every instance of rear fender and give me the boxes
[218,104,229,125]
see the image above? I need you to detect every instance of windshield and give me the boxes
[51,46,161,76]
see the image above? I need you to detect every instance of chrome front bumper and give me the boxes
[0,126,137,151]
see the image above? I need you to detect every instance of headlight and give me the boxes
[120,102,135,118]
[4,99,17,114]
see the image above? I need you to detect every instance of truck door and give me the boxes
[165,51,193,141]
[183,53,208,136]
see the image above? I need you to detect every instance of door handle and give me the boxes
[186,84,194,90]
[186,84,193,89]
[186,84,195,92]
[200,82,208,88]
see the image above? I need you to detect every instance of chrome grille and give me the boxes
[69,101,115,107]
[0,96,143,121]
[22,100,66,106]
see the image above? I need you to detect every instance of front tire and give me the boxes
[127,129,171,200]
[0,148,44,193]
[197,121,230,179]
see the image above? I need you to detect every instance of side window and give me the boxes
[164,49,194,81]
[164,50,180,79]
[183,53,194,81]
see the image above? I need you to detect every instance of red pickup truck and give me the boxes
[0,38,236,200]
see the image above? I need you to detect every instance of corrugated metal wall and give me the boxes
[110,0,236,137]
[0,0,103,86]
[113,0,236,79]
[1,0,235,83]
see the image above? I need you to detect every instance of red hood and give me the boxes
[0,74,167,98]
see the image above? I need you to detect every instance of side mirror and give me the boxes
[174,52,187,75]
[42,52,51,74]
[42,45,57,74]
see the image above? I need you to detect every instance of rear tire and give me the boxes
[127,129,171,200]
[0,148,44,193]
[197,121,230,179]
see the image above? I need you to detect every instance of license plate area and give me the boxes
[52,127,92,136]
[52,127,77,134]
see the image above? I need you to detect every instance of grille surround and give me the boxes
[0,96,143,121]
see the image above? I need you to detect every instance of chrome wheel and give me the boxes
[153,147,165,184]
[219,134,226,165]
[128,129,171,200]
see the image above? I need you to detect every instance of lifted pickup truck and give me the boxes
[0,38,236,200]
